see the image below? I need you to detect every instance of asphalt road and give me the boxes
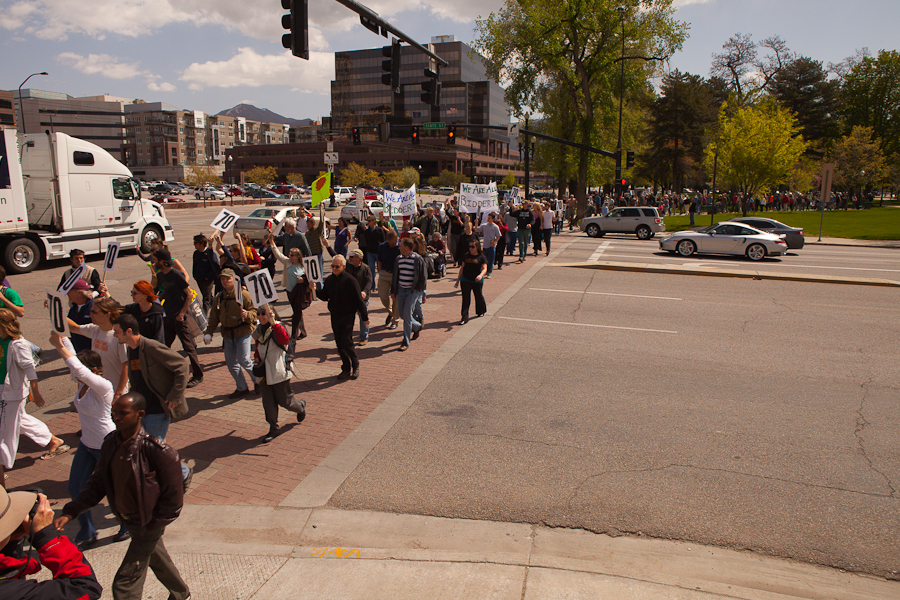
[559,234,900,279]
[328,246,900,578]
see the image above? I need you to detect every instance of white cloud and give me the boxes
[57,52,147,79]
[673,0,716,6]
[180,47,334,96]
[147,81,176,92]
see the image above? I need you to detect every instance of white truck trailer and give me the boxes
[0,128,174,273]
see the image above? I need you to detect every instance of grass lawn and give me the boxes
[663,207,900,240]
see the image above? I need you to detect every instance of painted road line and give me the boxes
[529,288,682,301]
[588,241,611,261]
[498,316,677,334]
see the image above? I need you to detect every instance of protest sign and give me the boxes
[244,269,278,307]
[384,184,418,217]
[459,182,498,213]
[303,255,324,284]
[210,209,239,233]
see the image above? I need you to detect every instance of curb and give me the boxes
[551,260,900,287]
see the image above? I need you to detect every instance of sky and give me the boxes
[2,0,898,122]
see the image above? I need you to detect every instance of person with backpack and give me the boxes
[252,307,305,443]
[203,269,258,398]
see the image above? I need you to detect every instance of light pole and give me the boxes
[614,6,626,204]
[18,72,48,135]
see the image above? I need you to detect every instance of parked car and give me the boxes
[334,187,354,203]
[195,186,226,200]
[730,217,805,249]
[150,195,185,204]
[233,207,304,243]
[267,193,312,209]
[270,184,299,195]
[341,200,386,224]
[581,206,665,240]
[659,221,787,261]
[151,183,178,193]
[251,190,283,200]
[436,187,455,195]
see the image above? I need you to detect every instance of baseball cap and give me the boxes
[71,280,91,291]
[219,268,236,278]
[349,249,364,258]
[153,249,171,262]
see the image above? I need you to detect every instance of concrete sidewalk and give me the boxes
[64,505,898,599]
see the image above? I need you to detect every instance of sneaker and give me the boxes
[182,464,193,492]
[485,275,491,279]
[263,428,279,443]
[297,408,306,423]
[411,329,420,341]
[337,371,351,380]
[112,530,131,543]
[459,319,468,325]
[399,344,409,351]
[384,315,392,327]
[388,322,398,330]
[350,368,360,380]
[228,388,250,399]
[186,377,202,389]
[357,338,368,346]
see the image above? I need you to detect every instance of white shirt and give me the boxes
[79,324,128,393]
[63,337,115,450]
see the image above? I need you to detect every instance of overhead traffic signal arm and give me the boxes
[281,0,309,60]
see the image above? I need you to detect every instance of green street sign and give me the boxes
[423,122,446,130]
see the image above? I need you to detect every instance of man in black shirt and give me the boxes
[192,234,220,317]
[363,215,385,277]
[154,249,203,387]
[509,202,535,262]
[316,255,368,380]
[345,250,372,346]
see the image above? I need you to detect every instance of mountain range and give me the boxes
[216,104,314,127]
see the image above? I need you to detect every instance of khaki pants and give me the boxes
[377,269,399,324]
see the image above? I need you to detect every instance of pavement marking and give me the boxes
[588,241,611,262]
[529,288,682,301]
[498,316,677,334]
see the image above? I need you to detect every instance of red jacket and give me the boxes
[0,526,101,599]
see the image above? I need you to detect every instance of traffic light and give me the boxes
[381,40,401,94]
[626,150,635,169]
[379,122,390,143]
[281,0,309,60]
[352,127,361,145]
[447,126,455,145]
[411,126,420,145]
[420,68,441,106]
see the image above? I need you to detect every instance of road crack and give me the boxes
[854,379,896,497]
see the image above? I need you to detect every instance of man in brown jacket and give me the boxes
[202,268,258,398]
[55,393,191,600]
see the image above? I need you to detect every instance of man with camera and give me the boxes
[0,487,101,598]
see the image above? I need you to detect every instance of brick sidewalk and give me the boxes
[6,237,567,507]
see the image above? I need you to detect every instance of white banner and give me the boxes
[507,187,521,205]
[46,290,70,336]
[459,182,498,213]
[384,184,418,217]
[244,269,278,307]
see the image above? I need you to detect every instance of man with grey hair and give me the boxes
[316,255,368,380]
[275,217,311,287]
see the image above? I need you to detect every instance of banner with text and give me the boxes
[459,182,498,213]
[384,184,418,217]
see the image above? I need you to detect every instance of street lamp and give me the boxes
[18,72,48,135]
[615,6,626,204]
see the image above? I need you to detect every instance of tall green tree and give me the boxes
[474,0,686,217]
[767,56,841,154]
[829,126,885,193]
[642,70,719,191]
[839,49,900,158]
[705,100,807,213]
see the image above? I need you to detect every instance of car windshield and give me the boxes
[248,209,277,218]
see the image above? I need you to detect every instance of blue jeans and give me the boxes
[223,334,255,391]
[358,299,369,341]
[506,232,517,255]
[397,288,422,345]
[517,229,532,259]
[142,413,190,480]
[69,443,103,542]
[483,247,495,275]
[366,252,378,280]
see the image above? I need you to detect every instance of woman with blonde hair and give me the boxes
[265,232,314,346]
[66,295,129,401]
[0,309,48,485]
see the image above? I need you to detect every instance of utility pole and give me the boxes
[523,115,530,199]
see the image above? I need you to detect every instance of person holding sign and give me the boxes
[265,233,313,346]
[65,296,129,402]
[0,309,46,486]
[252,307,305,442]
[154,249,204,389]
[58,250,102,297]
[203,269,258,398]
[316,256,368,381]
[304,207,328,290]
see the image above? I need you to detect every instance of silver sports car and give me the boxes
[659,221,788,261]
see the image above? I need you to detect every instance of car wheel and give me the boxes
[3,237,40,274]
[585,224,602,238]
[676,240,696,257]
[636,225,651,240]
[746,243,766,261]
[140,225,163,254]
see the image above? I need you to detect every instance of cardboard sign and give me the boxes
[57,264,86,294]
[303,255,323,284]
[459,182,498,213]
[46,290,70,336]
[384,184,417,217]
[102,242,121,273]
[244,269,278,308]
[210,208,240,233]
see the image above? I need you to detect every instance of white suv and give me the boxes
[581,206,665,240]
[195,186,226,200]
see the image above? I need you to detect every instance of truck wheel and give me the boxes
[4,238,40,274]
[140,225,163,254]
